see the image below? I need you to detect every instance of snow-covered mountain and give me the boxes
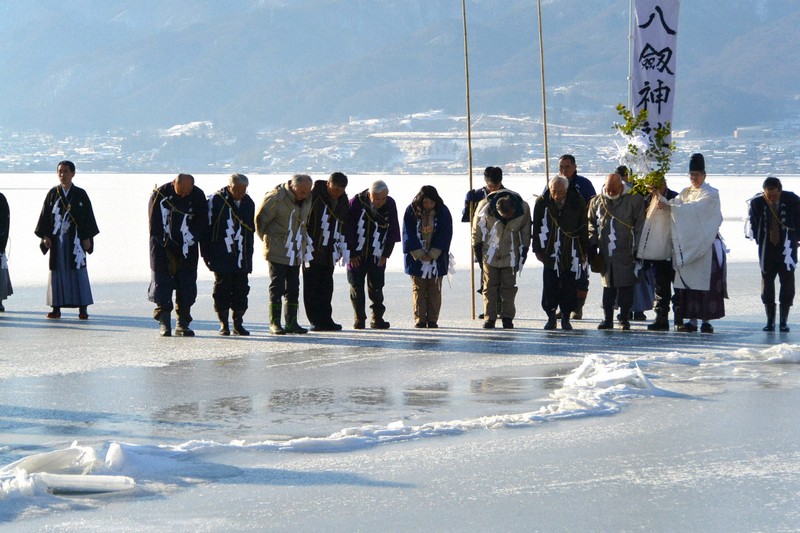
[0,0,797,139]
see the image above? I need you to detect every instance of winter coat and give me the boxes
[148,181,207,274]
[569,174,597,203]
[202,186,256,274]
[402,203,453,278]
[588,191,645,287]
[747,190,800,272]
[532,187,589,277]
[471,190,531,273]
[255,181,312,266]
[345,190,400,270]
[306,179,350,267]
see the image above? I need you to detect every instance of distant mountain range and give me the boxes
[0,0,797,138]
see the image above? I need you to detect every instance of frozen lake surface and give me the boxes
[2,174,800,531]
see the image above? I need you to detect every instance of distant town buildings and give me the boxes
[0,110,798,175]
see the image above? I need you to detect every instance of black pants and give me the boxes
[347,262,386,321]
[762,253,796,307]
[269,262,300,305]
[149,267,197,323]
[542,267,578,315]
[213,271,250,317]
[603,286,633,315]
[303,262,335,326]
[652,259,675,317]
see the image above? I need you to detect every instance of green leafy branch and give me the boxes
[613,103,676,196]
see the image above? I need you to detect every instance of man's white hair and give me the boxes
[369,180,389,195]
[229,173,249,187]
[549,175,568,190]
[291,174,312,187]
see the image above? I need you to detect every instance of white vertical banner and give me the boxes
[632,0,680,140]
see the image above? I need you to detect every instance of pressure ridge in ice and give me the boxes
[3,343,800,510]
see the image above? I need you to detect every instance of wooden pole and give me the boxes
[628,0,634,110]
[536,0,550,185]
[462,0,476,320]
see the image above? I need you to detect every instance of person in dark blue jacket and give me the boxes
[148,173,208,337]
[403,186,453,328]
[557,154,596,319]
[747,176,800,332]
[202,173,256,336]
[346,180,400,330]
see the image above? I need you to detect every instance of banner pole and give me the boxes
[628,0,634,110]
[536,0,550,186]
[462,0,476,320]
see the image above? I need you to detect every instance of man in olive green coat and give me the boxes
[255,174,313,335]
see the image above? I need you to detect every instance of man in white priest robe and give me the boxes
[657,153,727,333]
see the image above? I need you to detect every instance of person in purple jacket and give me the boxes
[345,180,400,330]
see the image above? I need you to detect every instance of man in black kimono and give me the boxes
[345,180,401,330]
[148,173,207,337]
[303,172,349,331]
[202,173,255,336]
[34,160,99,319]
[747,176,800,332]
[532,175,589,331]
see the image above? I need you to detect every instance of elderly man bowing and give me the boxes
[345,180,401,330]
[256,174,313,335]
[148,173,207,336]
[532,175,589,331]
[587,172,645,330]
[203,173,256,336]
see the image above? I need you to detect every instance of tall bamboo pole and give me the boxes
[462,0,476,320]
[628,0,634,110]
[536,0,550,185]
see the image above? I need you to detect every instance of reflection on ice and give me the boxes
[402,382,450,407]
[4,342,800,518]
[347,387,390,406]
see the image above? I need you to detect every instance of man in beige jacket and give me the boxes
[471,188,531,329]
[255,174,313,334]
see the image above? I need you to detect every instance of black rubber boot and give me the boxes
[543,311,557,330]
[158,310,172,337]
[270,303,285,335]
[597,307,614,330]
[647,310,670,331]
[780,304,791,332]
[218,310,231,336]
[673,305,684,331]
[618,307,631,330]
[763,304,776,332]
[174,316,195,337]
[232,314,250,336]
[284,302,308,334]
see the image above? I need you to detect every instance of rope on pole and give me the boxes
[462,0,476,320]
